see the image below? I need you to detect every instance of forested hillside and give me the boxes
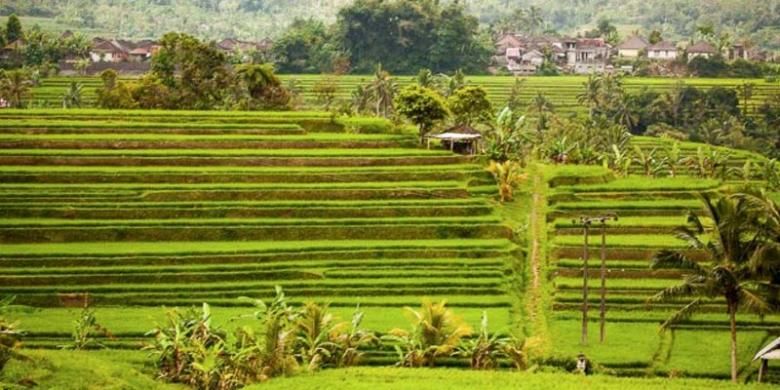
[1,0,778,50]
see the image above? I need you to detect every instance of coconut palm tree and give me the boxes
[577,75,601,118]
[1,70,32,108]
[386,300,472,367]
[649,193,774,382]
[528,91,554,134]
[368,64,398,118]
[61,82,83,109]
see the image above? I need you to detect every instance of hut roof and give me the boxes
[429,124,482,141]
[648,41,677,51]
[688,41,717,54]
[754,337,780,361]
[617,36,649,50]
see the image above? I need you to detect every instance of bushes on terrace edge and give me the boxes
[487,161,527,203]
[0,296,22,371]
[385,299,472,367]
[145,287,376,389]
[455,311,527,370]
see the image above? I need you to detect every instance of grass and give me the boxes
[553,234,688,248]
[555,176,721,193]
[253,367,777,389]
[0,350,178,390]
[0,239,513,256]
[0,148,451,156]
[10,306,511,335]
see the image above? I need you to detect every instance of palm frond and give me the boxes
[738,286,771,316]
[673,226,707,250]
[648,279,700,304]
[651,250,705,274]
[658,298,703,331]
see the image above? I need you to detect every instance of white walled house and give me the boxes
[647,41,678,60]
[616,36,649,58]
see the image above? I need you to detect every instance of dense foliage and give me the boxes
[2,1,778,51]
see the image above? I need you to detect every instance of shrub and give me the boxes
[0,296,22,372]
[62,300,113,350]
[455,312,526,370]
[385,299,472,367]
[486,160,527,202]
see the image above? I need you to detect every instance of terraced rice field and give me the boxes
[0,109,517,352]
[31,76,780,116]
[546,168,780,380]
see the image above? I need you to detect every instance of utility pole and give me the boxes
[575,214,617,346]
[577,217,592,346]
[598,215,618,343]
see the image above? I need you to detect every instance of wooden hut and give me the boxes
[753,336,780,383]
[426,124,482,155]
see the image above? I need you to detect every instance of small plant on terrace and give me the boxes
[0,296,23,371]
[455,311,527,370]
[386,300,472,368]
[486,160,527,203]
[63,299,113,350]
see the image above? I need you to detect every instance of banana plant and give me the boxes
[662,142,684,177]
[632,145,661,177]
[454,311,527,370]
[601,144,633,177]
[761,159,779,190]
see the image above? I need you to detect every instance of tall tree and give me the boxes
[649,193,775,383]
[395,85,449,144]
[5,14,22,43]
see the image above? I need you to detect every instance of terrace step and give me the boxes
[0,154,471,167]
[0,183,474,202]
[0,136,418,149]
[10,292,511,308]
[0,248,512,268]
[0,258,508,275]
[0,203,494,219]
[0,166,488,184]
[0,222,512,243]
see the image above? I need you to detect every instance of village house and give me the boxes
[0,38,25,60]
[128,40,160,62]
[647,41,678,60]
[616,35,649,58]
[686,41,717,61]
[89,38,129,62]
[570,38,611,74]
[496,34,611,75]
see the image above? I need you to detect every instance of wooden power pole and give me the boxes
[576,215,617,346]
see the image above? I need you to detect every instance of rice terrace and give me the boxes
[1,1,780,389]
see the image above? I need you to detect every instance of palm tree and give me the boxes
[61,82,83,109]
[736,82,755,116]
[386,300,472,367]
[368,64,398,118]
[236,63,280,99]
[577,75,601,118]
[528,92,554,134]
[1,70,32,109]
[652,83,685,127]
[613,96,638,131]
[649,193,774,383]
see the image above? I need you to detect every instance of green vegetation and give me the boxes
[1,100,779,388]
